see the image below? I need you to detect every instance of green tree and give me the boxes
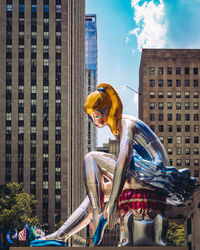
[0,182,39,235]
[166,222,185,246]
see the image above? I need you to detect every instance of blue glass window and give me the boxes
[7,5,12,12]
[32,5,37,12]
[56,5,61,13]
[19,5,24,12]
[44,5,49,12]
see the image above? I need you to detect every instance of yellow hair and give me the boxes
[84,83,123,135]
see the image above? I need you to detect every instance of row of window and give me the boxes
[150,79,199,87]
[150,113,199,122]
[168,158,200,167]
[149,67,199,75]
[150,91,199,98]
[158,136,199,144]
[167,147,199,156]
[150,102,199,110]
[150,124,199,133]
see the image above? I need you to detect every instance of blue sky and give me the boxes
[86,0,200,146]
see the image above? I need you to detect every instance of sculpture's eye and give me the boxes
[95,116,99,118]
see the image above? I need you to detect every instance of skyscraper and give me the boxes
[0,0,86,232]
[85,14,97,152]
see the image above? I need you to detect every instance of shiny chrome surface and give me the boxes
[40,113,196,246]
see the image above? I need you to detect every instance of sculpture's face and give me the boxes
[90,109,109,128]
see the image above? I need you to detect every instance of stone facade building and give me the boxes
[0,0,86,233]
[139,49,200,247]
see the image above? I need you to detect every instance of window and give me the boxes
[185,91,190,98]
[158,67,163,75]
[176,114,181,121]
[150,103,155,110]
[167,102,172,110]
[185,79,190,87]
[167,80,172,86]
[185,125,190,132]
[176,91,181,98]
[176,136,181,143]
[185,102,190,110]
[167,91,172,98]
[158,91,163,98]
[194,102,198,110]
[194,137,199,143]
[167,67,172,74]
[150,91,155,98]
[185,159,190,166]
[194,125,199,132]
[194,159,199,166]
[176,159,181,166]
[43,181,48,189]
[194,148,199,155]
[185,137,190,143]
[168,114,172,121]
[185,114,190,121]
[168,137,173,143]
[194,68,198,75]
[158,102,164,110]
[168,125,173,132]
[150,114,155,121]
[158,79,163,87]
[56,5,61,13]
[176,102,181,110]
[194,170,199,178]
[176,80,181,87]
[169,159,173,166]
[176,148,182,155]
[176,67,181,75]
[159,125,164,132]
[159,136,164,143]
[150,125,155,131]
[194,91,199,98]
[193,80,198,87]
[158,114,164,121]
[168,148,173,155]
[194,114,199,121]
[185,148,190,155]
[185,67,190,74]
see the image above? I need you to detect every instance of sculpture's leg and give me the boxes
[154,213,168,246]
[40,196,92,242]
[83,151,116,233]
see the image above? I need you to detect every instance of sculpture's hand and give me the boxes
[104,199,118,229]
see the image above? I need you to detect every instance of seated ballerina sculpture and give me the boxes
[34,83,196,247]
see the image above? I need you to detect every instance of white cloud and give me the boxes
[132,49,135,55]
[129,0,167,51]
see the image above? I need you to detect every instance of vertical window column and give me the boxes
[30,0,37,195]
[42,0,49,227]
[5,0,13,182]
[55,1,61,217]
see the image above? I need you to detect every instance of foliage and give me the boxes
[0,182,39,235]
[166,222,185,246]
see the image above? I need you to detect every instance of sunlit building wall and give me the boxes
[0,0,86,233]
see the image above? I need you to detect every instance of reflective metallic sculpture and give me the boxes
[32,83,196,247]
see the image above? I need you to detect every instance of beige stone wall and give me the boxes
[0,0,86,235]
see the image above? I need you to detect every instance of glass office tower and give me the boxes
[85,14,97,152]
